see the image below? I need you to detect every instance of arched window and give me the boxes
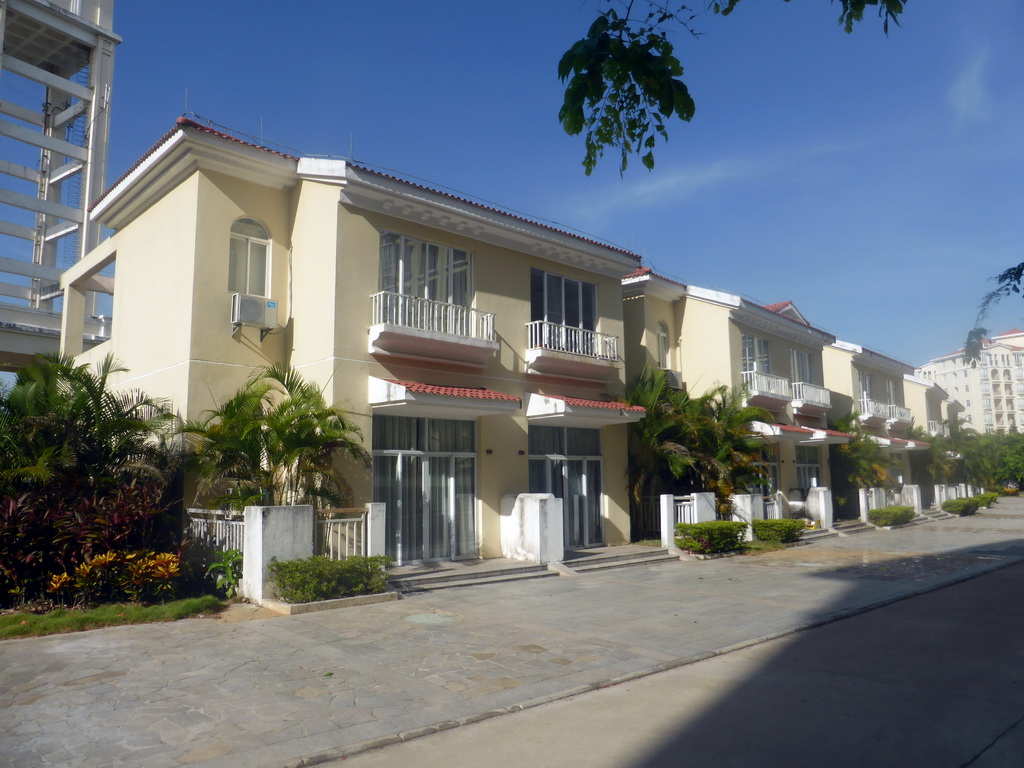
[656,322,670,370]
[229,218,270,297]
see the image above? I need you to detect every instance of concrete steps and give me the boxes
[561,548,679,573]
[920,509,956,521]
[799,528,839,543]
[389,564,556,593]
[833,520,876,536]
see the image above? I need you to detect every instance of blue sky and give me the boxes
[102,1,1024,366]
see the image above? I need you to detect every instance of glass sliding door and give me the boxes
[528,426,603,549]
[373,415,477,564]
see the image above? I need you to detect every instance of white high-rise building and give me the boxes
[917,329,1024,434]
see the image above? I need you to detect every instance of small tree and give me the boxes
[181,365,369,510]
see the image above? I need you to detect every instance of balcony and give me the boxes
[928,420,950,437]
[741,370,792,408]
[858,396,891,425]
[369,292,498,367]
[525,320,621,381]
[887,403,912,425]
[790,381,831,414]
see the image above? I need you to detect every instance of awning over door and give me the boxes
[526,393,646,428]
[369,377,521,419]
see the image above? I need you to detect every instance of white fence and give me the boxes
[741,370,792,399]
[316,509,367,560]
[526,320,618,361]
[791,381,831,408]
[186,510,244,566]
[187,507,373,566]
[372,291,495,341]
[659,492,717,546]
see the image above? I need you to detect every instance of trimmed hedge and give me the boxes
[942,498,979,516]
[868,505,915,527]
[751,519,805,543]
[268,555,393,604]
[975,492,999,508]
[675,521,748,555]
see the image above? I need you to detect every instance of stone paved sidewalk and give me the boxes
[3,502,1024,768]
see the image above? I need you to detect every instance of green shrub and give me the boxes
[942,498,979,516]
[868,506,915,527]
[974,492,999,508]
[268,555,393,603]
[675,521,747,554]
[751,519,805,543]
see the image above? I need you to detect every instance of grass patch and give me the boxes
[0,595,223,640]
[633,538,662,547]
[741,540,789,555]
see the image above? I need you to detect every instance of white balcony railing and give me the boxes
[928,420,950,437]
[859,397,891,420]
[371,291,495,341]
[742,370,792,400]
[888,404,912,422]
[791,381,831,408]
[527,320,618,361]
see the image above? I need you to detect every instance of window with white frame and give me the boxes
[379,232,472,306]
[229,218,270,296]
[795,445,820,490]
[656,322,670,370]
[858,370,874,400]
[741,335,771,373]
[791,349,812,383]
[885,378,899,405]
[530,268,596,331]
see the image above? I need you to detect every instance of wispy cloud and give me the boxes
[948,49,992,123]
[570,141,855,221]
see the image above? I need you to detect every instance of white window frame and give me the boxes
[741,335,771,374]
[229,218,271,297]
[656,322,670,370]
[379,232,473,307]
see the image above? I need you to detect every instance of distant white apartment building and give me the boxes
[917,329,1024,434]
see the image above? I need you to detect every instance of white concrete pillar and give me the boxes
[59,284,87,357]
[240,505,315,604]
[659,494,676,548]
[365,502,386,557]
[933,484,945,508]
[731,494,763,541]
[500,493,564,564]
[807,487,834,529]
[902,485,922,515]
[870,487,886,510]
[858,488,871,523]
[693,492,717,523]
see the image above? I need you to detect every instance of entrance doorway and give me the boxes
[528,426,603,548]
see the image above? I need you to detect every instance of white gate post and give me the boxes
[693,492,717,522]
[659,494,676,548]
[500,493,564,563]
[365,502,386,557]
[807,487,834,530]
[731,494,762,541]
[241,505,315,605]
[858,488,870,523]
[902,485,922,515]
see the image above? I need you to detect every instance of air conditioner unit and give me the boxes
[231,293,278,329]
[665,370,683,390]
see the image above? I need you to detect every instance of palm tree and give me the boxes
[625,370,768,527]
[181,365,369,510]
[0,354,172,499]
[697,386,769,512]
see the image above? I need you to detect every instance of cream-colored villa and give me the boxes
[54,119,966,563]
[59,118,645,564]
[621,266,963,521]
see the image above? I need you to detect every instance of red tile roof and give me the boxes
[763,301,794,313]
[350,163,641,262]
[90,117,299,211]
[621,266,687,288]
[820,428,854,439]
[774,423,814,434]
[996,328,1024,337]
[540,394,646,413]
[386,379,521,403]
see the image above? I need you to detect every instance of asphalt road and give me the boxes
[336,560,1024,768]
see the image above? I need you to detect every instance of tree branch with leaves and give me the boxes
[559,0,907,174]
